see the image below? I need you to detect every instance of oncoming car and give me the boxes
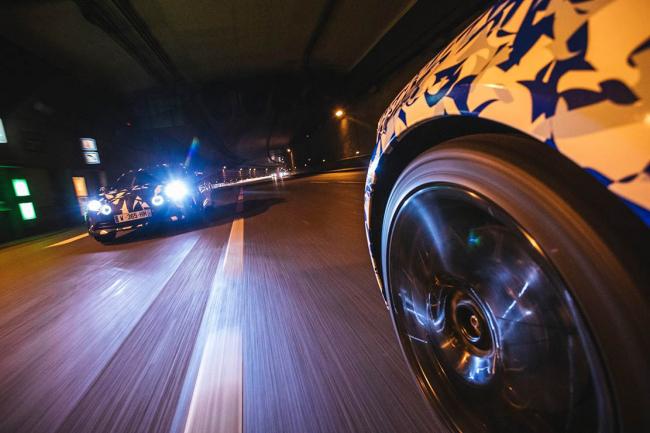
[87,165,203,243]
[364,0,649,432]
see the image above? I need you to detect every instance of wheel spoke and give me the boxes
[388,185,608,432]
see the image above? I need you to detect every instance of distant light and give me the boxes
[11,178,30,197]
[334,109,344,118]
[100,204,112,215]
[287,148,291,152]
[88,200,101,212]
[152,195,164,206]
[72,176,88,197]
[223,166,227,169]
[355,150,360,155]
[0,118,7,143]
[19,202,36,220]
[322,159,326,162]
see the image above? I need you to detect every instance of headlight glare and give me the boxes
[100,204,112,215]
[88,200,101,212]
[164,180,189,201]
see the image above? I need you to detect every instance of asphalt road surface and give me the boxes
[0,169,444,433]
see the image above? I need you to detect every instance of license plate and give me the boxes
[114,209,152,223]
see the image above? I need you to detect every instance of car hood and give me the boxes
[101,184,162,213]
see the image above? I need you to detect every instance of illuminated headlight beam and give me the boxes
[88,199,101,212]
[165,180,189,201]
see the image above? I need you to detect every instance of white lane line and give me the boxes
[175,189,245,433]
[236,187,244,213]
[309,181,330,184]
[45,232,89,248]
[336,181,364,184]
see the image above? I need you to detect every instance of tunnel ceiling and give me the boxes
[0,0,419,93]
[0,0,486,165]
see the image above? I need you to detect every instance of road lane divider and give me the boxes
[45,232,89,248]
[173,188,245,433]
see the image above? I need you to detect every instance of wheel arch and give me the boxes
[368,116,517,298]
[367,115,649,302]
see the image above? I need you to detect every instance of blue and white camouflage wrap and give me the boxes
[366,0,650,227]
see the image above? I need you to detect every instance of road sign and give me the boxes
[83,151,101,165]
[80,138,97,151]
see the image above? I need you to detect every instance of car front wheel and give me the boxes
[92,231,116,244]
[380,134,649,432]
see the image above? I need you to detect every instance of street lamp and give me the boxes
[334,109,344,118]
[287,148,295,170]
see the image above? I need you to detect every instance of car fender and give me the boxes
[366,0,650,225]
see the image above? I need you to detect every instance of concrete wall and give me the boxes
[0,64,116,242]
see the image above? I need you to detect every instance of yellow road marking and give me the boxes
[45,233,89,248]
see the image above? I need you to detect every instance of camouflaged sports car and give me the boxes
[87,165,202,243]
[364,0,649,432]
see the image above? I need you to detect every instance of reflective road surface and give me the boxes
[0,170,443,433]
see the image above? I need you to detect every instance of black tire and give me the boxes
[93,231,116,244]
[381,134,649,432]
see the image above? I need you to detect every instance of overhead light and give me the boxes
[334,109,344,118]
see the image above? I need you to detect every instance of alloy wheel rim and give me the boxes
[387,184,611,432]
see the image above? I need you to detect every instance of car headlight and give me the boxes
[152,195,164,206]
[164,180,188,201]
[100,204,112,215]
[88,199,101,212]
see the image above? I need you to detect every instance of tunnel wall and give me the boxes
[0,42,119,243]
[294,35,455,171]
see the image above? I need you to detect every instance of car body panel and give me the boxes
[364,0,650,298]
[87,165,200,237]
[366,0,649,227]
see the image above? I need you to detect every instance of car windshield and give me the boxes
[112,173,135,189]
[134,171,160,185]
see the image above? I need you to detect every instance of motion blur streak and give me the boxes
[0,170,441,433]
[181,194,245,433]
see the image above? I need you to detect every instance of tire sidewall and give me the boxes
[381,135,649,431]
